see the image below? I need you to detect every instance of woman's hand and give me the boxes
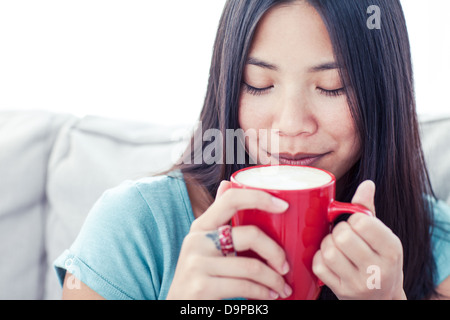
[167,181,292,300]
[312,181,407,300]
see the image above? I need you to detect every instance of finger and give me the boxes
[312,250,340,291]
[193,189,289,231]
[206,256,291,299]
[351,180,376,217]
[319,234,358,280]
[347,213,403,257]
[210,277,279,300]
[331,221,375,269]
[232,225,290,276]
[202,225,289,276]
[216,181,232,199]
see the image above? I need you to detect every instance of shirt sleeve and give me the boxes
[54,181,163,300]
[431,200,450,286]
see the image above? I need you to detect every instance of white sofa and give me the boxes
[0,110,449,300]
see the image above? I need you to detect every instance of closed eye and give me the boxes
[243,83,274,96]
[317,87,345,97]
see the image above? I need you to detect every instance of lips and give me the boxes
[272,152,327,166]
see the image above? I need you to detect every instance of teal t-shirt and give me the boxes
[54,171,196,300]
[54,172,450,300]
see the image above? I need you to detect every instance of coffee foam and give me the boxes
[235,166,332,190]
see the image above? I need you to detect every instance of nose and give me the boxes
[273,90,318,137]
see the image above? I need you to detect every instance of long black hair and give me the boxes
[166,0,438,299]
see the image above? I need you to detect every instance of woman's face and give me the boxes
[239,2,361,180]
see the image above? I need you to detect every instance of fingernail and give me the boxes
[282,261,290,275]
[272,197,289,211]
[284,284,293,298]
[269,290,279,300]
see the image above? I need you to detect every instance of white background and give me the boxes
[0,0,449,125]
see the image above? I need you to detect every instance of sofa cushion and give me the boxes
[0,111,75,299]
[44,115,190,299]
[420,115,450,206]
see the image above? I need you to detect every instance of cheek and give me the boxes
[337,111,360,153]
[329,119,361,176]
[319,104,361,176]
[322,100,358,145]
[238,95,276,163]
[238,95,272,131]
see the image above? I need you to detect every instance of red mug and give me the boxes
[230,165,373,300]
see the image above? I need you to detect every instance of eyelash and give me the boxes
[243,83,346,98]
[243,83,273,96]
[317,87,346,98]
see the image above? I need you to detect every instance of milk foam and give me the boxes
[235,166,332,190]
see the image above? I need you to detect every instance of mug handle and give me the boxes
[317,201,374,288]
[328,201,374,223]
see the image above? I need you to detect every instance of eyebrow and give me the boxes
[308,61,340,73]
[247,57,279,71]
[246,57,340,73]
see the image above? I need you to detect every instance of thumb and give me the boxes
[216,180,232,200]
[351,180,376,217]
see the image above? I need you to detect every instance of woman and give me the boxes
[55,0,450,300]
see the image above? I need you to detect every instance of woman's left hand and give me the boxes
[312,181,407,300]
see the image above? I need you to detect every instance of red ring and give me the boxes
[218,225,235,256]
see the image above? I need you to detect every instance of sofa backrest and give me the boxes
[0,111,75,299]
[420,116,450,205]
[44,115,190,299]
[0,111,190,299]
